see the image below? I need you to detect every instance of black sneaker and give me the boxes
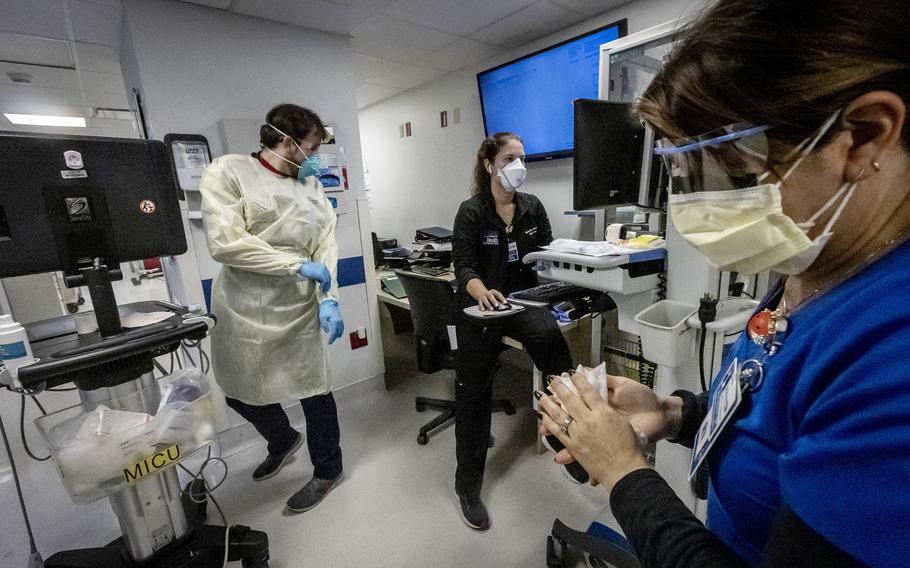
[252,433,303,481]
[286,472,343,513]
[542,435,590,484]
[456,491,491,531]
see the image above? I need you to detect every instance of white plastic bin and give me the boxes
[35,369,216,504]
[635,300,698,367]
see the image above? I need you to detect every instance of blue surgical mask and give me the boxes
[297,153,321,181]
[266,123,320,181]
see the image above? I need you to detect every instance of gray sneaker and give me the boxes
[286,472,343,513]
[252,433,303,481]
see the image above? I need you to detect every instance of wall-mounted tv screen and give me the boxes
[477,19,627,162]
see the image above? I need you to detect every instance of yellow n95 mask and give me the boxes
[655,111,853,275]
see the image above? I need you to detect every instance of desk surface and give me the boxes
[377,269,456,311]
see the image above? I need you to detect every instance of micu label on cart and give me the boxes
[123,444,182,484]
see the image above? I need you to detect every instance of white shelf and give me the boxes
[187,211,203,220]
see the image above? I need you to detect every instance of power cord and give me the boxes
[178,447,232,568]
[0,405,44,567]
[697,293,718,392]
[20,395,51,462]
[694,293,718,501]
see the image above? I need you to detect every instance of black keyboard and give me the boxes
[410,265,448,277]
[510,281,592,304]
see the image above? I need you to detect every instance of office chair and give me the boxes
[395,270,516,445]
[547,518,641,568]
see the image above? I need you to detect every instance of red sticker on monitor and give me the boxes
[139,200,157,214]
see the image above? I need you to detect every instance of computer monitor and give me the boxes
[0,132,186,336]
[572,99,645,210]
[0,132,186,279]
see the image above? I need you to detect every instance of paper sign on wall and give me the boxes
[171,142,210,191]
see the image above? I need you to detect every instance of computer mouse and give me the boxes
[494,302,512,312]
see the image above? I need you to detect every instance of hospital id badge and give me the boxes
[507,241,519,263]
[688,357,743,480]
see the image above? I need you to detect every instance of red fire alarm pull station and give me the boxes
[405,122,412,136]
[440,111,448,128]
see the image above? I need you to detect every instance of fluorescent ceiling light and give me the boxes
[3,113,86,127]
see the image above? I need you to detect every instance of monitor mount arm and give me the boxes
[63,257,123,337]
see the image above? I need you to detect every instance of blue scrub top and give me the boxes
[706,239,910,567]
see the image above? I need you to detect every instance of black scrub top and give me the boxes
[452,191,554,309]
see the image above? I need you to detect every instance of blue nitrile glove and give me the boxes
[319,300,344,345]
[298,261,332,293]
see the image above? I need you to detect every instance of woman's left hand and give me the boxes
[538,373,651,489]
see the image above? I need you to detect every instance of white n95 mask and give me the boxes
[659,110,853,275]
[495,157,527,191]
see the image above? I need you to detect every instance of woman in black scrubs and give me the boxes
[452,132,573,531]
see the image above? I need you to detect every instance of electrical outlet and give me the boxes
[440,110,448,127]
[453,107,461,124]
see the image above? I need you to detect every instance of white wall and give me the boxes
[359,0,705,246]
[119,0,383,396]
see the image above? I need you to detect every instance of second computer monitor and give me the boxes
[572,99,645,210]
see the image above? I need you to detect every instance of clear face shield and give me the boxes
[653,111,841,195]
[653,123,775,194]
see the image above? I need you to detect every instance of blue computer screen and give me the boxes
[477,22,625,160]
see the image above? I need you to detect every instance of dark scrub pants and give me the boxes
[454,307,572,497]
[226,392,343,480]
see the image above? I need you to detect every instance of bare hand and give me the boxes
[475,288,506,311]
[538,373,651,489]
[606,375,680,443]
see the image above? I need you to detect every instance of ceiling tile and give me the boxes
[70,0,123,47]
[351,14,456,63]
[0,84,87,114]
[356,83,404,108]
[329,0,397,11]
[78,70,126,94]
[352,54,404,84]
[179,0,234,8]
[367,64,447,90]
[83,117,139,138]
[82,89,130,108]
[549,0,630,17]
[380,0,537,36]
[470,2,584,49]
[233,0,373,36]
[415,38,504,72]
[0,0,69,40]
[73,42,121,74]
[0,63,80,90]
[0,33,74,69]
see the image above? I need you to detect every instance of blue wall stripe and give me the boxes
[201,278,213,312]
[337,256,366,288]
[200,256,364,310]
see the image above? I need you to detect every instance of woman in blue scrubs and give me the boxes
[537,1,910,566]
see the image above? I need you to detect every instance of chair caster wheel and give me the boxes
[504,405,517,415]
[416,402,426,412]
[417,434,428,445]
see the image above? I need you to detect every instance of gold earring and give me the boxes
[872,161,882,172]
